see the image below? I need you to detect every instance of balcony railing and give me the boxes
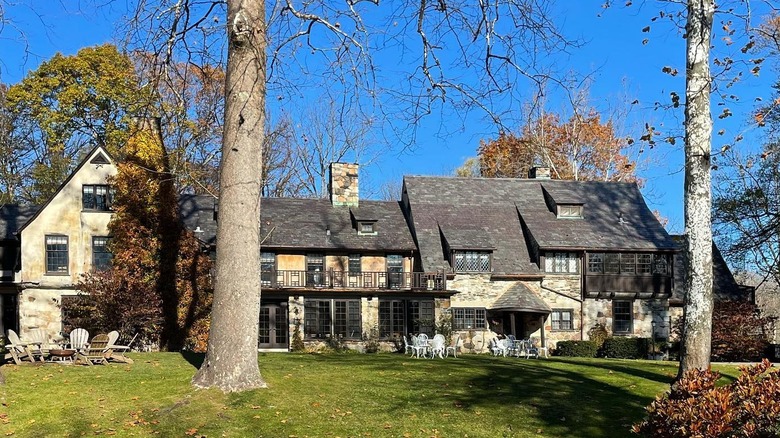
[261,270,447,291]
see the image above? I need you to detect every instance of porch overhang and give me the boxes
[490,283,551,314]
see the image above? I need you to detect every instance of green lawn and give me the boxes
[0,353,742,438]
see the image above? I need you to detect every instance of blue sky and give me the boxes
[1,1,776,235]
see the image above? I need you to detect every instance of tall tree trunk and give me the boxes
[192,0,267,391]
[679,0,715,378]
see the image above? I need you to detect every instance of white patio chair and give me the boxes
[490,337,506,356]
[428,336,445,359]
[402,335,414,355]
[410,335,426,358]
[445,334,462,358]
[106,331,135,363]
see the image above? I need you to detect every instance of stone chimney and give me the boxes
[529,165,551,179]
[329,162,359,207]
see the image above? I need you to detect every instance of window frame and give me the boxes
[556,204,583,219]
[306,253,325,287]
[260,252,276,287]
[91,236,112,271]
[551,309,575,331]
[348,254,361,273]
[82,184,114,211]
[304,298,362,340]
[452,307,487,330]
[612,300,633,334]
[45,235,69,275]
[452,250,491,273]
[588,252,671,276]
[543,252,579,274]
[378,298,434,339]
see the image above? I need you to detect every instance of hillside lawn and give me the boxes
[0,353,743,437]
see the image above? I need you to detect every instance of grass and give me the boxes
[0,353,743,438]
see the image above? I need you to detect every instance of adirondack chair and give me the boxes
[106,331,136,364]
[27,328,55,356]
[4,330,37,364]
[77,333,111,365]
[69,328,89,350]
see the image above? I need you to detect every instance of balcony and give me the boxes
[261,270,447,291]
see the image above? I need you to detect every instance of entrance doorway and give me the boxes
[258,301,288,349]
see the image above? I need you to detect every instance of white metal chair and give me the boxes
[445,334,462,358]
[107,332,137,364]
[402,335,414,355]
[428,336,445,359]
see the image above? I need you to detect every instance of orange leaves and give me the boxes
[478,110,637,184]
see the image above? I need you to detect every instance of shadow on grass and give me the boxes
[180,351,205,369]
[307,353,665,437]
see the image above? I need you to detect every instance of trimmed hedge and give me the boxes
[554,340,598,357]
[599,337,650,359]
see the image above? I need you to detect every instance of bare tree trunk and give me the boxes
[192,0,267,391]
[679,0,715,378]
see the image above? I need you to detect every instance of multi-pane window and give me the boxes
[260,252,275,287]
[588,253,671,275]
[304,299,361,339]
[544,252,578,273]
[307,253,325,286]
[557,204,583,218]
[348,254,361,273]
[359,222,375,234]
[453,251,491,272]
[452,308,487,330]
[82,185,114,211]
[45,235,68,274]
[379,299,434,338]
[387,254,403,288]
[551,309,574,331]
[92,237,112,271]
[613,300,632,334]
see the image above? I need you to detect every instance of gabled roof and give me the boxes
[403,176,677,273]
[491,282,551,314]
[671,235,752,303]
[18,145,115,234]
[0,204,40,240]
[179,195,417,252]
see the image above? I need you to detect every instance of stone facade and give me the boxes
[329,162,359,207]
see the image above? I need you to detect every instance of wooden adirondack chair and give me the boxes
[4,330,36,364]
[77,334,111,365]
[106,331,136,364]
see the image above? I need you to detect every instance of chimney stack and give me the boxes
[329,162,359,207]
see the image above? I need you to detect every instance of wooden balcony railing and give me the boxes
[260,270,447,291]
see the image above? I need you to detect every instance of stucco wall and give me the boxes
[20,150,116,285]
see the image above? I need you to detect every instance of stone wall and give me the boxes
[531,276,582,345]
[18,288,73,337]
[582,298,670,339]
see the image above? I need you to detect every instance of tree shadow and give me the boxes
[180,351,205,369]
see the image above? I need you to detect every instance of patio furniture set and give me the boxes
[404,333,463,359]
[489,335,548,359]
[3,328,137,366]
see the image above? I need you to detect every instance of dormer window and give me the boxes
[453,250,491,273]
[83,185,114,211]
[358,221,376,235]
[557,204,583,219]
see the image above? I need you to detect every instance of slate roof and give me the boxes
[671,235,751,303]
[0,204,40,240]
[403,176,677,274]
[179,195,417,252]
[491,283,551,314]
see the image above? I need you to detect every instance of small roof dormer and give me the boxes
[350,207,377,235]
[541,184,584,219]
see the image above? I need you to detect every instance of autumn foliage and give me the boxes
[633,359,780,437]
[477,112,637,183]
[711,301,773,362]
[67,120,213,352]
